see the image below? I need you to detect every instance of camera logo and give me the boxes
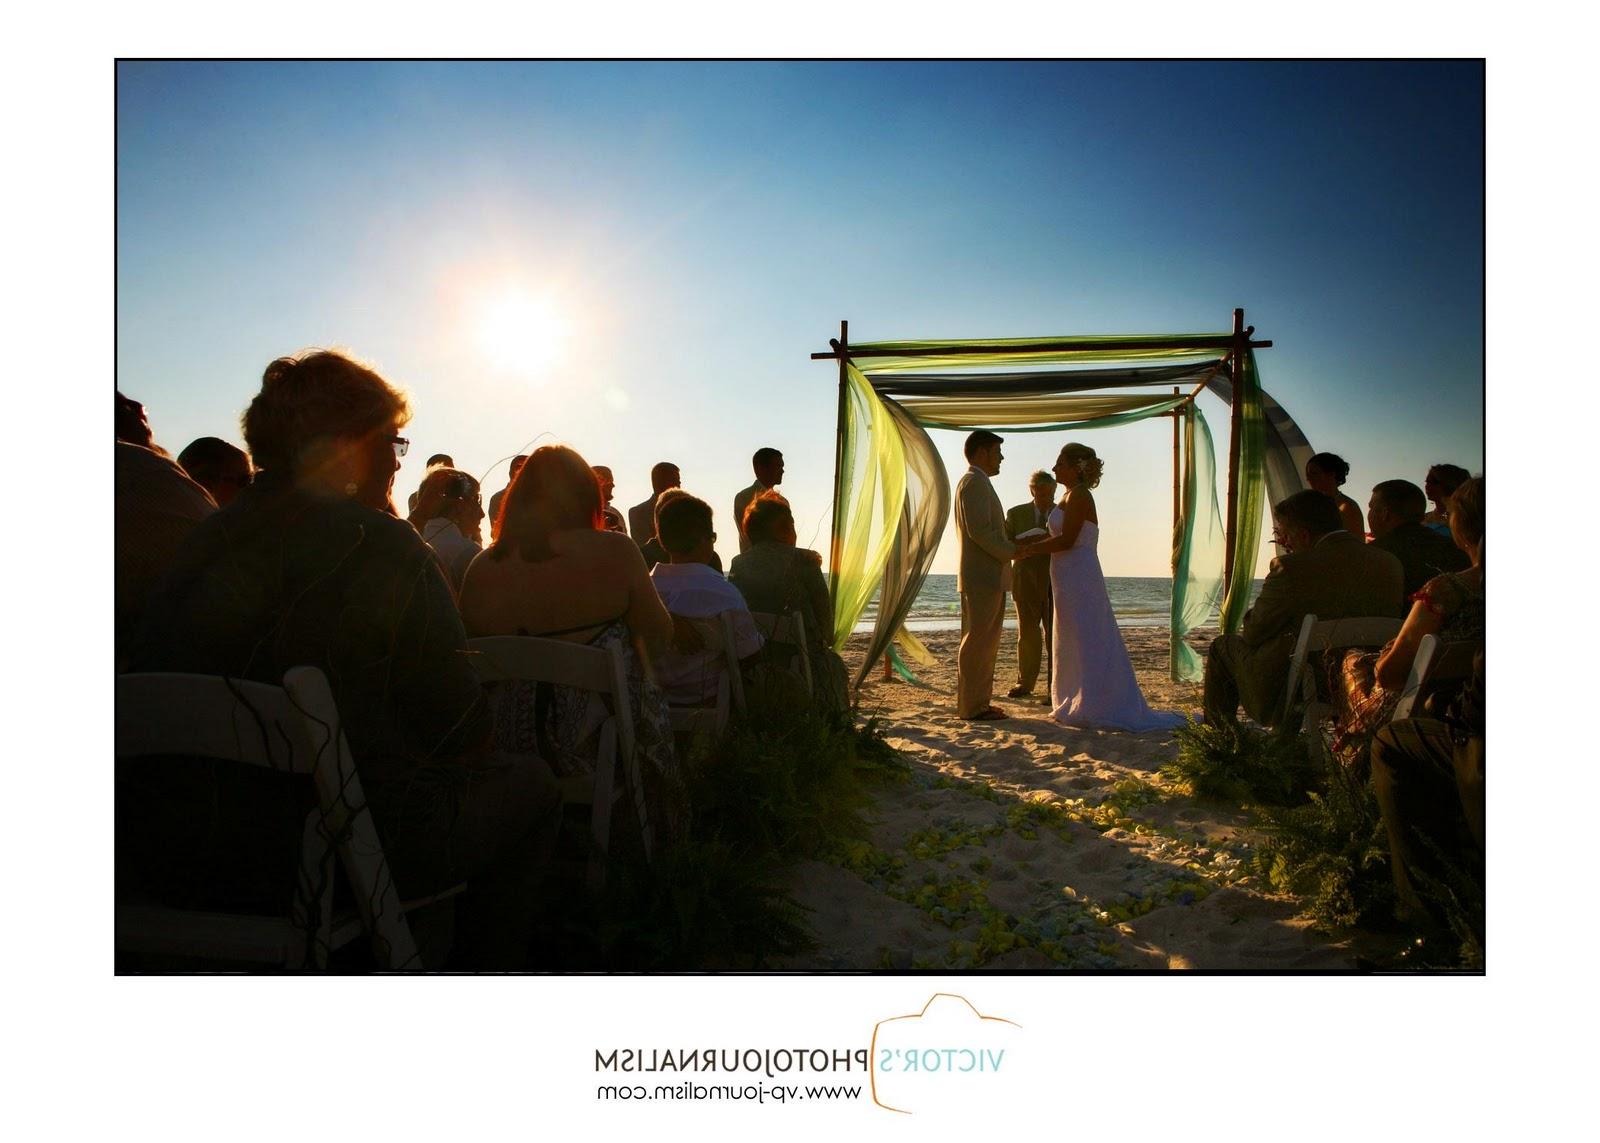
[869,993,1022,1115]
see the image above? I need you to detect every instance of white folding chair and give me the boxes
[664,610,751,740]
[116,667,424,971]
[466,636,645,892]
[750,610,814,699]
[718,611,749,717]
[1279,613,1405,737]
[1393,635,1482,721]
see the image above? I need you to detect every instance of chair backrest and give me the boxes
[465,635,645,872]
[718,611,749,716]
[751,610,804,647]
[750,610,813,698]
[116,673,316,772]
[466,634,636,760]
[1393,635,1482,721]
[115,667,421,970]
[1281,613,1405,725]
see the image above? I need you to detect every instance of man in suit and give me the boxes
[592,464,628,534]
[956,431,1019,720]
[1004,469,1057,699]
[733,446,784,552]
[628,460,681,546]
[487,454,527,542]
[1204,489,1405,725]
[1367,478,1469,597]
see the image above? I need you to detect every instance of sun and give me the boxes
[476,289,568,378]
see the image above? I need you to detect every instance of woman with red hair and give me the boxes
[460,445,684,846]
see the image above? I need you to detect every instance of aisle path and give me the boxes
[778,629,1355,971]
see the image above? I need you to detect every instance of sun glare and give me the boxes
[476,289,568,378]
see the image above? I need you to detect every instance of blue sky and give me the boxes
[117,61,1483,576]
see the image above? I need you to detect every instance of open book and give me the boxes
[1013,527,1048,541]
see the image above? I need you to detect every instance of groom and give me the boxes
[956,431,1020,720]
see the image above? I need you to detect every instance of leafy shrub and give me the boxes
[543,700,907,969]
[1163,717,1317,806]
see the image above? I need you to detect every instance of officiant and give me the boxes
[1004,469,1057,699]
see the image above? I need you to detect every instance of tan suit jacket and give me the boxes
[1235,531,1406,714]
[954,467,1016,715]
[955,468,1015,594]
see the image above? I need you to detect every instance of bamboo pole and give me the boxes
[811,335,1270,361]
[1172,387,1181,533]
[1185,354,1233,404]
[1223,308,1246,594]
[828,321,849,616]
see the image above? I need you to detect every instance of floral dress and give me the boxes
[486,621,686,851]
[1331,571,1486,771]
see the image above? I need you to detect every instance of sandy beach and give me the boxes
[780,626,1356,970]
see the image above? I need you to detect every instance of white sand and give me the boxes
[780,626,1355,970]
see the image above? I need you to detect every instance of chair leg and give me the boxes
[587,719,617,894]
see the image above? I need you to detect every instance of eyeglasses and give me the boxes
[388,436,410,458]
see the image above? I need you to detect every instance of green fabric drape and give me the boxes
[1218,349,1267,631]
[1170,405,1224,680]
[852,334,1237,372]
[856,387,952,688]
[827,332,1285,685]
[829,361,908,649]
[902,392,1187,432]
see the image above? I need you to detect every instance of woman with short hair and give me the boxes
[728,491,849,711]
[130,349,558,968]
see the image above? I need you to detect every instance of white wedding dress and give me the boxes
[1048,507,1186,732]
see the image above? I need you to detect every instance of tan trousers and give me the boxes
[1011,562,1052,693]
[957,587,1006,717]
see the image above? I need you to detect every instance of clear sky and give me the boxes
[116,60,1483,577]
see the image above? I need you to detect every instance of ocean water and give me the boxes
[852,574,1266,634]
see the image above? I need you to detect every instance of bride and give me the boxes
[1019,442,1186,732]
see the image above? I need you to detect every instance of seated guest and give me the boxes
[128,350,558,969]
[1367,478,1470,596]
[733,447,784,553]
[628,460,681,547]
[1331,476,1485,769]
[177,436,254,508]
[1371,649,1484,924]
[1203,489,1404,725]
[488,454,527,542]
[592,464,628,534]
[649,493,764,707]
[409,466,485,594]
[459,445,685,847]
[116,390,158,451]
[116,395,216,664]
[1305,451,1366,536]
[1422,463,1471,536]
[729,491,849,709]
[407,452,455,513]
[641,488,723,573]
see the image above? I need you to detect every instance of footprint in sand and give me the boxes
[1068,842,1123,873]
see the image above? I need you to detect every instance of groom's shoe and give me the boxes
[1006,685,1031,698]
[966,705,1010,721]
